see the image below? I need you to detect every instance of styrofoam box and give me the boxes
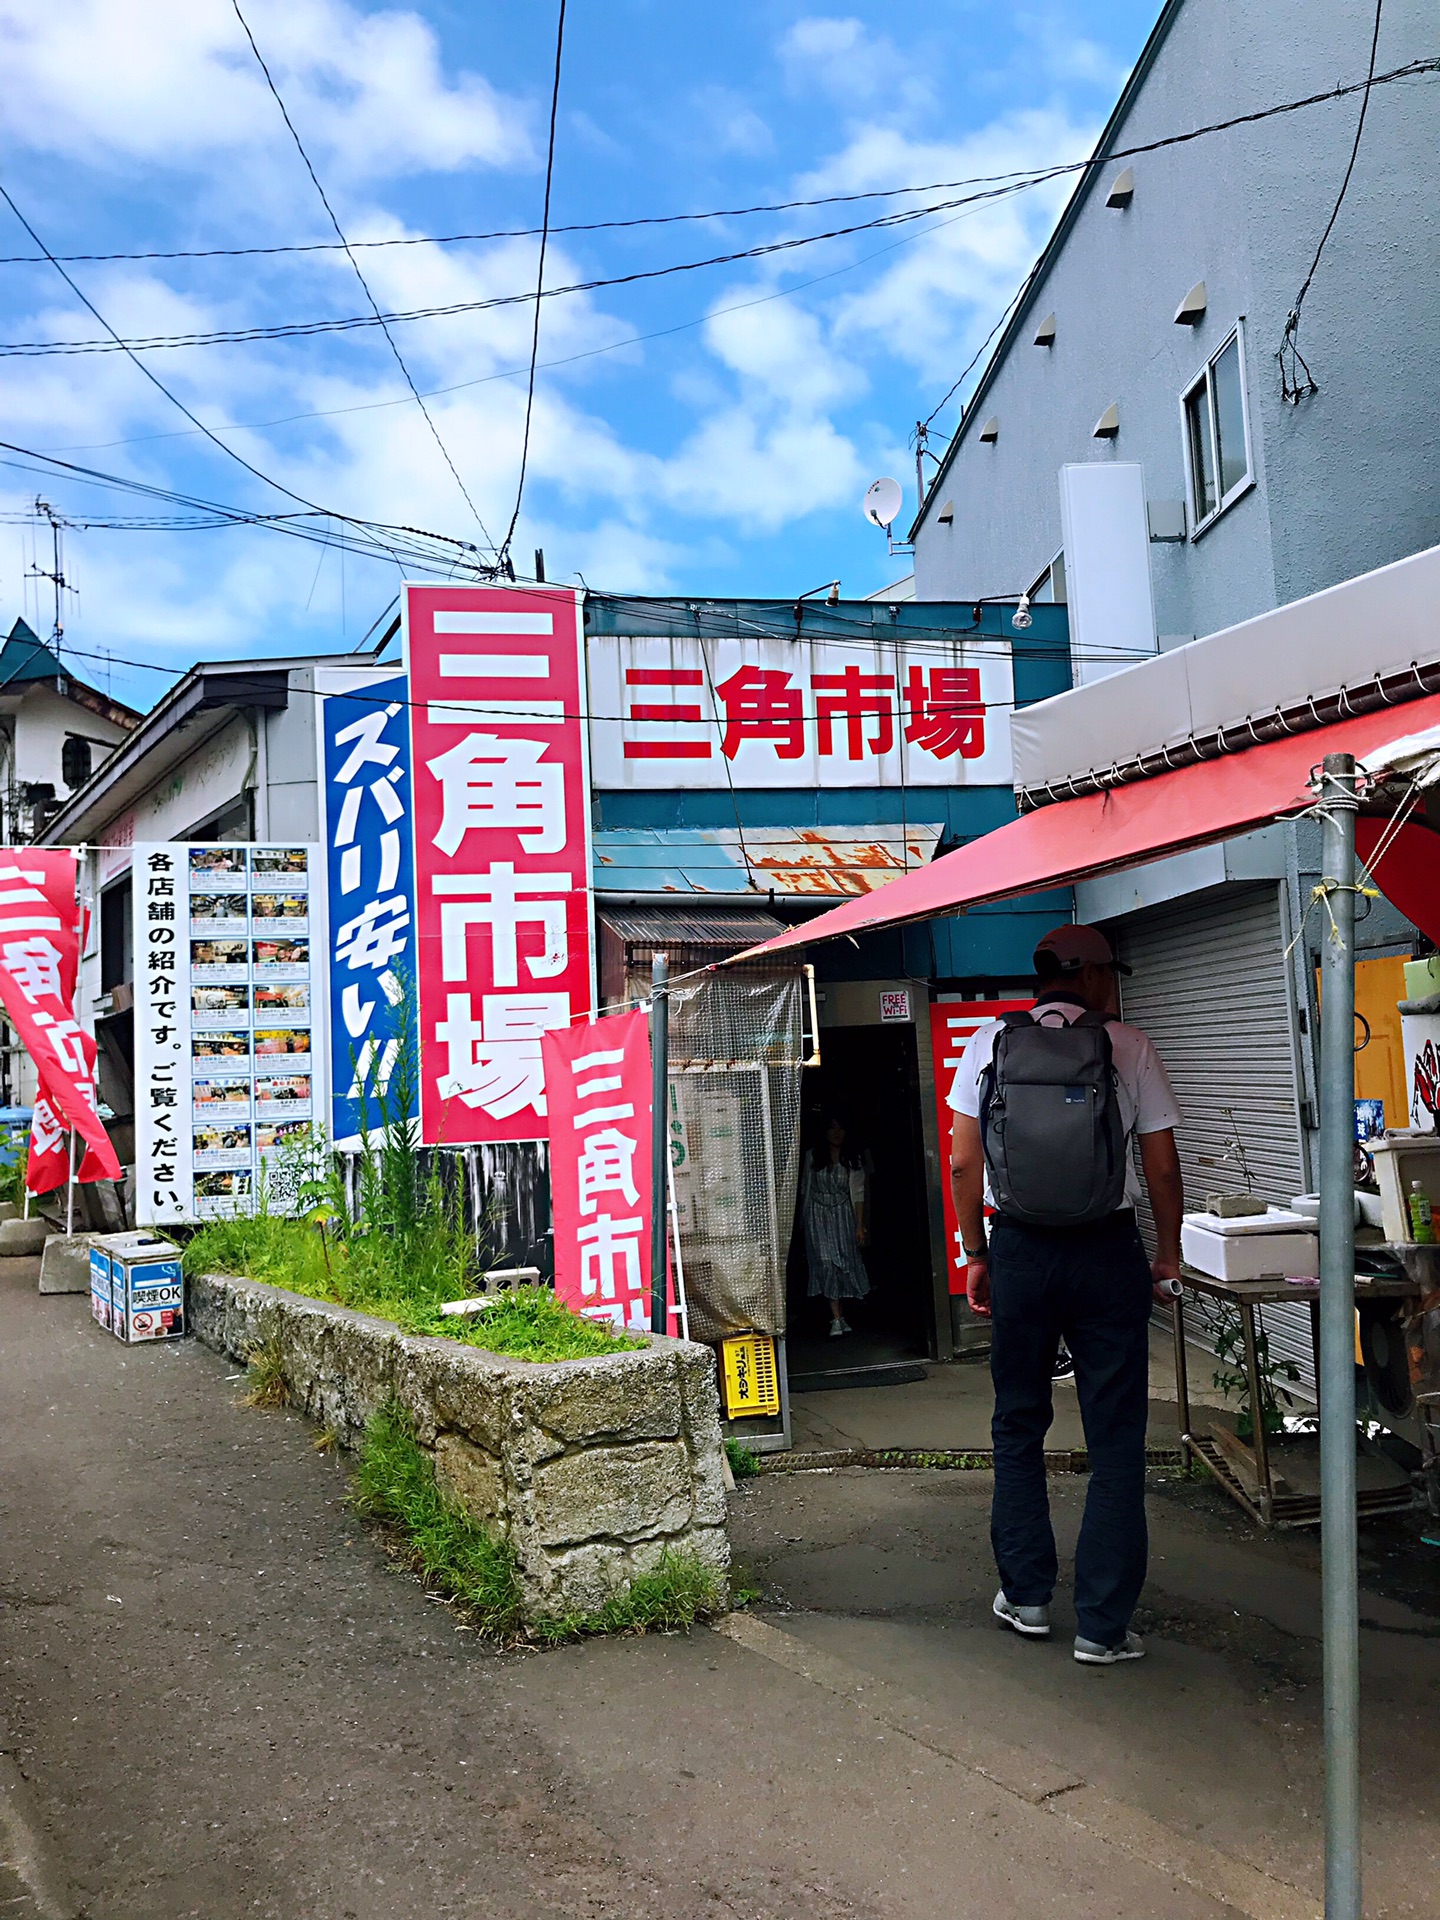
[1181,1219,1320,1282]
[1184,1206,1311,1235]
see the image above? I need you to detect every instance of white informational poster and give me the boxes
[133,843,326,1224]
[586,631,1014,790]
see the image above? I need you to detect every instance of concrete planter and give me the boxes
[188,1272,730,1621]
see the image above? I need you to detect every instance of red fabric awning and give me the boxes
[732,689,1440,961]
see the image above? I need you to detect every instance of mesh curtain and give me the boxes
[626,959,806,1344]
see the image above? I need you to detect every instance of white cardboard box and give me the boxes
[1181,1219,1319,1282]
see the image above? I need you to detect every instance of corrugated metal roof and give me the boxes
[598,906,787,946]
[592,823,942,897]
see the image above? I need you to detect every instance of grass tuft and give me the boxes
[241,1337,289,1409]
[724,1438,760,1480]
[351,1401,523,1639]
[351,1403,726,1644]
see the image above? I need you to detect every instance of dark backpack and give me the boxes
[979,1009,1127,1227]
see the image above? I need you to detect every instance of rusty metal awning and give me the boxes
[596,905,788,949]
[592,823,943,898]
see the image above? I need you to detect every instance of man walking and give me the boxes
[949,925,1183,1665]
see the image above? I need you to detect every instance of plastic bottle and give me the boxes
[1409,1181,1436,1245]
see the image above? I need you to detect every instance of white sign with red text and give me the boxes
[405,584,596,1147]
[931,996,1033,1297]
[543,1008,655,1332]
[587,633,1013,789]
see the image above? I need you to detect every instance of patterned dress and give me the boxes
[802,1155,871,1300]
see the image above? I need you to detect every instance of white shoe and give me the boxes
[1074,1631,1145,1665]
[992,1590,1051,1638]
[828,1321,846,1338]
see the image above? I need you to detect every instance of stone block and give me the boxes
[0,1218,52,1257]
[0,1201,18,1221]
[38,1235,93,1294]
[516,1347,683,1448]
[189,1271,731,1630]
[433,1433,507,1527]
[0,1255,40,1286]
[531,1440,693,1548]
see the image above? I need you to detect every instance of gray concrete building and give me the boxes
[909,0,1440,1395]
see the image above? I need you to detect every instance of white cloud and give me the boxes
[778,16,930,114]
[0,0,531,180]
[684,85,774,158]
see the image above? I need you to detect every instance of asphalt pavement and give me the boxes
[2,1265,1437,1917]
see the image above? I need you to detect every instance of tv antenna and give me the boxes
[862,477,912,559]
[27,498,77,659]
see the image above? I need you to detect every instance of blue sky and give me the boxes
[0,0,1157,711]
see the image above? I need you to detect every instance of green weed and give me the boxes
[352,1404,726,1644]
[724,1438,760,1480]
[351,1401,523,1638]
[241,1337,289,1410]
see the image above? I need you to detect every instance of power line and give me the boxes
[1278,0,1387,402]
[0,180,423,573]
[0,58,1430,270]
[497,0,567,574]
[229,0,496,551]
[5,56,1435,366]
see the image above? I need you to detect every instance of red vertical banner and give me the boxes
[0,849,120,1184]
[406,584,595,1145]
[930,996,1032,1295]
[543,1009,654,1332]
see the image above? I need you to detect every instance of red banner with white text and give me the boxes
[405,584,596,1145]
[0,850,120,1186]
[543,1009,655,1332]
[930,996,1032,1295]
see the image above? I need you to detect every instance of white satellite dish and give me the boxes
[863,476,903,530]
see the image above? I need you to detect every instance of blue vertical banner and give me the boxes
[318,671,418,1150]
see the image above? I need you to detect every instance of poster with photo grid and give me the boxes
[134,843,326,1224]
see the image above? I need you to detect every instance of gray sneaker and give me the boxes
[1074,1631,1145,1665]
[992,1590,1051,1638]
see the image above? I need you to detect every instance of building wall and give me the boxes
[13,685,132,793]
[914,0,1440,637]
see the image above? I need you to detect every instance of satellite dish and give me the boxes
[863,477,903,530]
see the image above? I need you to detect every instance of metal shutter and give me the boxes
[1113,885,1317,1397]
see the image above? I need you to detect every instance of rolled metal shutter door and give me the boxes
[1112,884,1316,1397]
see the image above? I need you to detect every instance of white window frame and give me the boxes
[1180,321,1254,539]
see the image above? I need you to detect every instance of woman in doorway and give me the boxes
[801,1117,871,1337]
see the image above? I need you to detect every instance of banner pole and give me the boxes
[65,1128,76,1236]
[649,952,670,1337]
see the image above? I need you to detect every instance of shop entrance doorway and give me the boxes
[785,1019,935,1384]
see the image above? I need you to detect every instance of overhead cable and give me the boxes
[0,58,1430,268]
[229,0,497,551]
[497,0,567,574]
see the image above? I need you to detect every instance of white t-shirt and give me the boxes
[947,994,1181,1208]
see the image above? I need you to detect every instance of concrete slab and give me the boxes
[788,1328,1234,1453]
[38,1234,92,1295]
[0,1255,39,1286]
[0,1218,52,1257]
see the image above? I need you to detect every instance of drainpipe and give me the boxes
[251,708,270,840]
[1317,750,1360,1920]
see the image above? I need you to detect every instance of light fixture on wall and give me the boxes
[1011,592,1033,631]
[1174,281,1208,326]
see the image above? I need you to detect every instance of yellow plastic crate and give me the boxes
[721,1331,780,1418]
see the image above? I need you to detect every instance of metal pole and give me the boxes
[650,952,670,1337]
[65,1128,76,1237]
[1318,750,1361,1919]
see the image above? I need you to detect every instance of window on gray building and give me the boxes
[1181,326,1252,536]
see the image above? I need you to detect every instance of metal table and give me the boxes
[1172,1264,1426,1527]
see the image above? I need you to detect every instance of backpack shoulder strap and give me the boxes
[1000,1011,1034,1030]
[1073,1009,1114,1029]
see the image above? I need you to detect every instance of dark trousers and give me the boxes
[988,1212,1153,1646]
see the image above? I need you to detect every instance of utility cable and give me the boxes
[498,0,567,574]
[0,179,418,570]
[0,58,1431,269]
[229,0,496,554]
[1278,0,1386,402]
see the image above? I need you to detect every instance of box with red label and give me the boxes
[91,1233,185,1343]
